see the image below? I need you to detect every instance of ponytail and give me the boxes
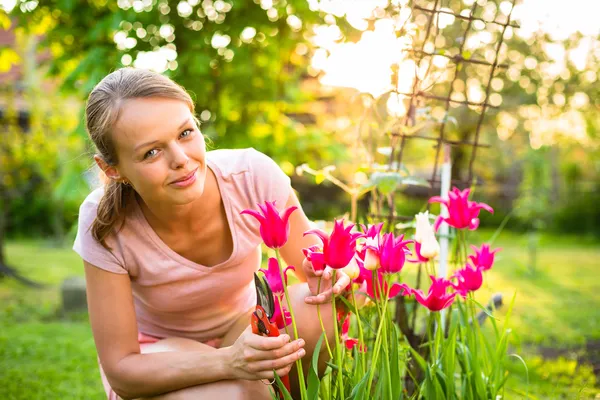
[92,178,134,248]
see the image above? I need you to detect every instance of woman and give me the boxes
[73,68,350,399]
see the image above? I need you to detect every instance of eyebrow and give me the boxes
[134,118,191,152]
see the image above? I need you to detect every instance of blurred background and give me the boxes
[0,0,598,398]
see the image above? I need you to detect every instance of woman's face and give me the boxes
[108,97,207,207]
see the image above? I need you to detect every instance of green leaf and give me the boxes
[307,333,324,400]
[349,370,370,400]
[390,324,401,400]
[273,373,293,400]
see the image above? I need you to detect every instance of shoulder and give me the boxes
[77,187,105,221]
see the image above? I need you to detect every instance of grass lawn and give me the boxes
[0,231,599,399]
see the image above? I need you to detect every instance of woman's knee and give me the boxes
[137,379,270,400]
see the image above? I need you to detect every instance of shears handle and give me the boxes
[251,304,291,396]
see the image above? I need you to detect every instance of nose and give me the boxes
[169,143,190,170]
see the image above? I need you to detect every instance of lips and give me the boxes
[171,167,198,185]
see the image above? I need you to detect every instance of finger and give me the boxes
[252,339,305,361]
[247,333,291,351]
[322,267,334,280]
[333,273,351,295]
[303,258,323,278]
[304,288,333,305]
[254,347,306,374]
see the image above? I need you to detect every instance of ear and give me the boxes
[94,155,122,182]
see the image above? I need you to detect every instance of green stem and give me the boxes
[350,286,366,376]
[365,271,393,396]
[331,270,344,400]
[275,250,307,399]
[382,275,393,399]
[316,276,333,359]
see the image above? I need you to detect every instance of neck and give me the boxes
[137,167,218,234]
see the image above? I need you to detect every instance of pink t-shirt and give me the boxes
[73,148,291,342]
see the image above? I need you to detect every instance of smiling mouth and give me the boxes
[171,167,198,185]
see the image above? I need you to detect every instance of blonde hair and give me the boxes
[85,68,197,247]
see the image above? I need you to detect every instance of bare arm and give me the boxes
[85,262,303,399]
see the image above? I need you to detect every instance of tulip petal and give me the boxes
[240,209,266,223]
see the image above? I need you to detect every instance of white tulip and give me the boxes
[420,232,440,258]
[414,211,433,243]
[364,248,380,271]
[342,256,361,280]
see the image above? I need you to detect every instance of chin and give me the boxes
[169,178,205,205]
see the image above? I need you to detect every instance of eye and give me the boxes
[179,129,193,139]
[144,148,159,159]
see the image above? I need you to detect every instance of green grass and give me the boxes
[0,232,599,399]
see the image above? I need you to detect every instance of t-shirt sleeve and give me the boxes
[72,192,128,275]
[248,148,292,210]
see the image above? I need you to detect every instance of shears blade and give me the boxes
[254,272,275,319]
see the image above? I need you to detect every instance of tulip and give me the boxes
[241,201,298,249]
[414,211,434,243]
[452,264,483,298]
[379,233,412,274]
[363,268,405,300]
[403,275,457,312]
[259,257,294,296]
[429,187,493,231]
[303,245,326,273]
[341,256,361,280]
[363,247,381,271]
[340,313,366,352]
[357,223,384,267]
[408,241,431,263]
[304,219,364,270]
[420,233,440,259]
[272,295,292,329]
[469,244,501,271]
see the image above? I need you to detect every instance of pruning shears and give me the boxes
[252,272,291,396]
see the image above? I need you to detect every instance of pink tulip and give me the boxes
[357,223,384,268]
[379,233,412,274]
[359,222,384,245]
[302,245,326,273]
[403,275,457,312]
[241,201,298,249]
[469,244,501,271]
[340,313,366,352]
[452,264,483,298]
[259,257,294,296]
[304,219,364,270]
[360,268,404,300]
[408,242,431,263]
[272,295,292,329]
[429,187,494,231]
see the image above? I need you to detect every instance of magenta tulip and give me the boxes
[241,201,298,249]
[429,187,494,231]
[304,219,364,270]
[379,233,412,274]
[361,268,404,300]
[340,313,366,352]
[302,245,326,273]
[452,264,483,298]
[259,257,294,296]
[403,275,457,311]
[469,244,501,271]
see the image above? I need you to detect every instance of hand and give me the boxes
[302,258,351,305]
[227,326,306,381]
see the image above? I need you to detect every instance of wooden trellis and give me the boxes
[369,0,519,226]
